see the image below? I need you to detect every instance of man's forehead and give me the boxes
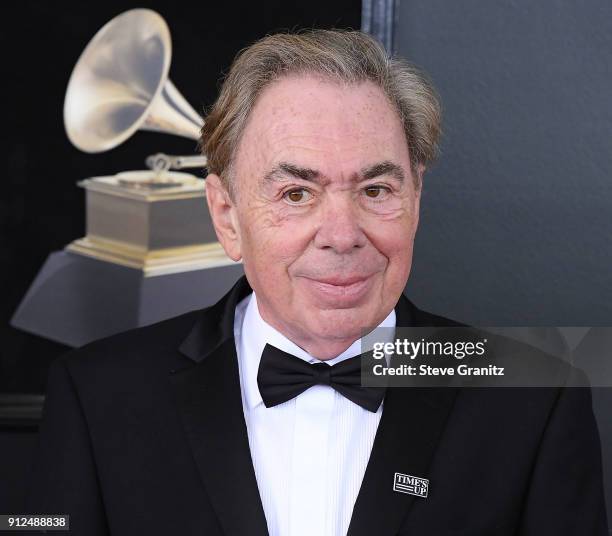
[234,74,409,169]
[248,75,400,133]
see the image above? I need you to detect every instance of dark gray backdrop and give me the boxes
[395,0,612,326]
[392,0,612,521]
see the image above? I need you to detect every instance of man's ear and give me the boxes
[412,164,425,231]
[414,164,426,195]
[205,173,242,261]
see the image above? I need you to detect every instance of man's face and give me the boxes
[207,75,422,359]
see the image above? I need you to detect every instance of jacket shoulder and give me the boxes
[55,308,207,381]
[402,294,465,327]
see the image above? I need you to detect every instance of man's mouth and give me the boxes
[298,274,375,304]
[308,275,370,286]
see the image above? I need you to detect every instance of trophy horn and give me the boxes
[64,8,203,153]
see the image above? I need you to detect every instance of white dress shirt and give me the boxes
[233,291,396,536]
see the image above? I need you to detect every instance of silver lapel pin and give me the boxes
[393,472,429,498]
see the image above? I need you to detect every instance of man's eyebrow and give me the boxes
[264,162,321,183]
[361,161,405,183]
[263,160,405,184]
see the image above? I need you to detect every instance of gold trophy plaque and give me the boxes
[66,171,230,276]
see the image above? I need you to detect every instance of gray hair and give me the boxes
[200,29,442,197]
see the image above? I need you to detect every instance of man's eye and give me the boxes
[283,188,311,204]
[364,185,390,199]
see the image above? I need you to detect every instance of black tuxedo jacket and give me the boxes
[26,276,608,535]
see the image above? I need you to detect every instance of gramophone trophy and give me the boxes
[11,9,244,347]
[64,8,231,274]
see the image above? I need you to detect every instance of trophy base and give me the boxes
[11,250,245,347]
[66,236,236,277]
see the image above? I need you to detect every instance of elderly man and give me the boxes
[27,30,607,535]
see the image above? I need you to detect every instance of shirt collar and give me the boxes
[236,291,396,411]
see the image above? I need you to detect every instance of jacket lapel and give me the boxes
[169,276,269,536]
[346,293,460,536]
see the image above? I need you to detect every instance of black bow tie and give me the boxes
[257,343,386,412]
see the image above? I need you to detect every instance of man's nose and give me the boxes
[313,196,367,253]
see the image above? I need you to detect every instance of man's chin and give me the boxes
[303,308,376,341]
